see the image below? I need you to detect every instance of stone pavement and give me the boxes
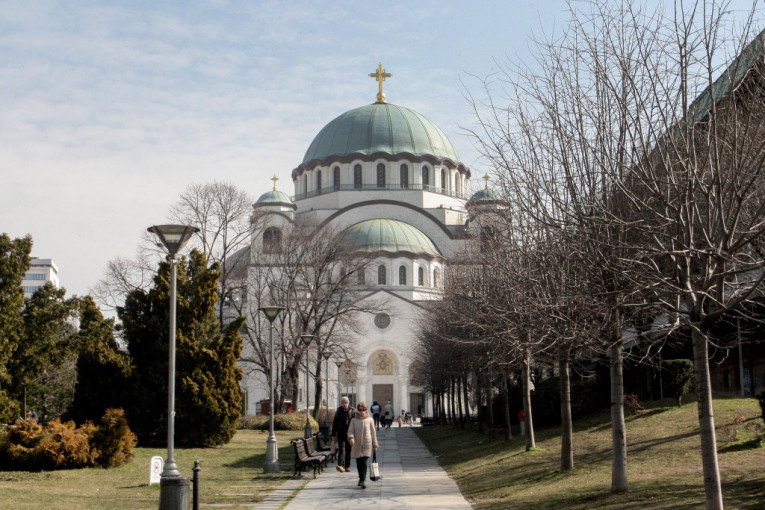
[281,425,472,510]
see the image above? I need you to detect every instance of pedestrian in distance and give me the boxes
[331,396,355,472]
[347,401,378,489]
[383,400,394,429]
[370,400,382,430]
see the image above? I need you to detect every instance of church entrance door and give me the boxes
[373,384,394,410]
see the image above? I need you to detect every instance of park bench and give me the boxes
[313,432,335,462]
[303,437,328,468]
[291,439,324,478]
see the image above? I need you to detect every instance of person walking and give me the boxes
[347,401,378,489]
[370,400,381,430]
[383,400,394,429]
[331,396,355,472]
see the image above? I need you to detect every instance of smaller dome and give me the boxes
[254,190,296,210]
[468,188,501,203]
[342,219,441,257]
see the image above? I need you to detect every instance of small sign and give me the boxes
[150,456,164,485]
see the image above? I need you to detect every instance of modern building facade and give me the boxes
[22,257,59,299]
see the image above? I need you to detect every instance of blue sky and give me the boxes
[0,0,761,302]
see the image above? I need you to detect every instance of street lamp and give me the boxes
[259,305,286,473]
[148,224,199,510]
[321,350,332,439]
[334,360,343,408]
[300,334,314,438]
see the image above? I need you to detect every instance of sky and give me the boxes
[0,0,761,306]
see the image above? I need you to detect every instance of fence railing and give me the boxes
[292,183,470,201]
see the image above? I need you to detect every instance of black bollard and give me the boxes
[192,460,201,510]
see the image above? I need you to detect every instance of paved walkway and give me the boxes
[283,426,472,510]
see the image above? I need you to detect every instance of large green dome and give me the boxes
[341,219,441,257]
[302,103,460,165]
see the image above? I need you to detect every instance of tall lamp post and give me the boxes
[300,334,314,438]
[148,224,199,510]
[321,350,332,439]
[260,305,286,473]
[334,361,343,409]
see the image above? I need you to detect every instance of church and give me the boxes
[240,64,501,419]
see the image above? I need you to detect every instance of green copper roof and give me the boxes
[468,188,501,203]
[255,190,294,205]
[302,103,460,164]
[342,219,441,257]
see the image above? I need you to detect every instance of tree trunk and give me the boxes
[487,375,495,435]
[609,341,628,493]
[462,374,472,431]
[692,328,723,510]
[312,358,323,420]
[522,348,535,450]
[476,370,485,434]
[452,377,459,426]
[559,343,574,470]
[503,376,513,440]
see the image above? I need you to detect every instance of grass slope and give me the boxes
[0,429,302,509]
[415,398,764,510]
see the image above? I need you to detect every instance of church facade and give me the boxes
[241,65,498,418]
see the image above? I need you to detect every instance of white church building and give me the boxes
[240,65,501,418]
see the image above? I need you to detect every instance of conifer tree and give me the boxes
[119,249,244,447]
[67,296,130,424]
[0,234,32,422]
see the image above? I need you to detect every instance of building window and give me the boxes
[378,265,386,285]
[377,163,386,188]
[357,268,366,285]
[354,164,362,189]
[263,227,282,253]
[23,274,47,280]
[303,174,308,193]
[418,267,424,286]
[433,267,440,288]
[399,265,406,285]
[333,166,340,190]
[441,169,447,192]
[422,166,429,186]
[316,170,322,195]
[400,164,409,189]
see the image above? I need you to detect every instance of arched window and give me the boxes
[455,173,461,195]
[263,227,282,254]
[422,166,430,187]
[400,164,409,189]
[303,174,308,194]
[377,163,386,188]
[441,169,447,192]
[333,166,340,190]
[357,269,365,285]
[354,164,362,189]
[433,267,440,288]
[418,267,424,286]
[399,265,406,285]
[378,265,386,285]
[316,170,322,195]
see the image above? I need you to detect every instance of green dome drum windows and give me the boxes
[399,265,406,285]
[378,265,387,285]
[354,164,362,189]
[418,267,424,286]
[377,163,386,188]
[333,166,340,190]
[400,164,409,189]
[422,166,430,187]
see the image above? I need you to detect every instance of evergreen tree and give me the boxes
[66,296,130,424]
[119,250,244,447]
[0,234,32,422]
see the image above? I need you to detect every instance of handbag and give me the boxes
[370,451,381,481]
[330,437,336,455]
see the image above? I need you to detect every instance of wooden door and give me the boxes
[373,384,394,409]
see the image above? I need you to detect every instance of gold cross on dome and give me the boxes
[483,173,490,190]
[271,174,279,191]
[369,62,392,103]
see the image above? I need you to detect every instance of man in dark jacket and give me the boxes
[331,396,355,472]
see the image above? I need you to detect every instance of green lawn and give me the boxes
[415,397,765,510]
[0,429,302,509]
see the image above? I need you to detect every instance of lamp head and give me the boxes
[321,350,332,361]
[259,305,286,323]
[300,334,314,347]
[147,224,199,258]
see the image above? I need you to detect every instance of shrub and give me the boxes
[89,409,137,467]
[237,413,319,431]
[663,359,695,406]
[0,409,136,471]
